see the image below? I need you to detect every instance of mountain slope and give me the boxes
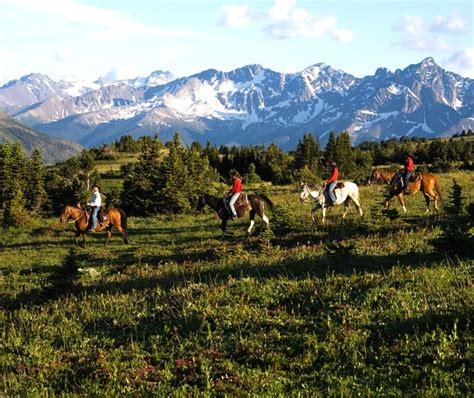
[0,113,83,164]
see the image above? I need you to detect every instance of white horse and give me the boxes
[299,182,363,223]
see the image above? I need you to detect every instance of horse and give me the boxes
[59,205,129,247]
[196,193,273,237]
[368,168,441,213]
[299,182,363,224]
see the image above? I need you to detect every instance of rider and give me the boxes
[401,154,415,194]
[325,161,339,206]
[87,184,102,231]
[227,171,242,220]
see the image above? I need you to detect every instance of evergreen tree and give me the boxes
[24,148,46,213]
[294,132,323,173]
[157,133,191,213]
[78,150,96,190]
[324,131,337,165]
[0,143,12,209]
[243,162,261,184]
[121,134,163,216]
[335,131,356,178]
[2,181,29,228]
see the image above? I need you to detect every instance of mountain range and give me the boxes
[0,58,472,149]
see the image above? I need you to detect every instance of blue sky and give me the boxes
[0,0,472,84]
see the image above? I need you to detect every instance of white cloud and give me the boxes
[444,48,474,77]
[431,14,466,34]
[268,0,296,21]
[265,13,338,39]
[393,15,427,35]
[54,48,73,62]
[219,0,352,42]
[331,29,354,43]
[219,4,252,28]
[398,36,449,52]
[265,1,352,41]
[0,0,204,40]
[393,14,466,53]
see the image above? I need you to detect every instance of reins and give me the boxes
[67,209,86,224]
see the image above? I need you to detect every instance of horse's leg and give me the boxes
[352,198,363,216]
[74,230,81,247]
[248,210,256,234]
[105,225,112,246]
[423,192,431,213]
[342,200,349,219]
[352,191,363,216]
[397,193,407,213]
[81,232,86,248]
[311,205,318,223]
[114,222,129,244]
[220,219,227,239]
[261,206,270,228]
[321,206,327,223]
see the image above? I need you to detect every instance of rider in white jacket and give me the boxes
[88,184,102,231]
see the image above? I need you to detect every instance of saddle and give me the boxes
[85,206,108,224]
[235,193,248,207]
[334,182,345,190]
[223,193,248,214]
[410,172,422,182]
[392,171,421,185]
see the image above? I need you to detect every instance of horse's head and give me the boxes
[59,206,70,223]
[299,183,310,202]
[196,194,207,212]
[368,169,381,185]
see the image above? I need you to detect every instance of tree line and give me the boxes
[0,130,472,225]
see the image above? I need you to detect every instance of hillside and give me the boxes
[0,113,83,164]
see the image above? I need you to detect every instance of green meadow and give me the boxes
[1,171,473,396]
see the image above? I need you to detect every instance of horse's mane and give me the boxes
[305,183,321,191]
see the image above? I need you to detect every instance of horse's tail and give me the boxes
[118,208,128,230]
[259,194,274,211]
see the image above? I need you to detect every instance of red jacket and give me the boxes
[326,167,339,184]
[231,178,242,193]
[404,157,414,171]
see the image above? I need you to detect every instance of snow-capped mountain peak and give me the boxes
[0,58,472,149]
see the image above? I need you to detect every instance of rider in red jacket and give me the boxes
[325,162,339,205]
[402,154,415,194]
[227,171,242,219]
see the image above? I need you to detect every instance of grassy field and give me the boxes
[1,171,473,396]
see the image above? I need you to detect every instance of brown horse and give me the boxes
[368,168,442,213]
[196,193,273,237]
[59,205,129,247]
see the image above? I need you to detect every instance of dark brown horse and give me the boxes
[368,168,442,213]
[196,193,273,237]
[59,205,129,247]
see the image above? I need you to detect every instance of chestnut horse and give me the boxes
[196,193,273,237]
[59,205,129,247]
[368,169,441,213]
